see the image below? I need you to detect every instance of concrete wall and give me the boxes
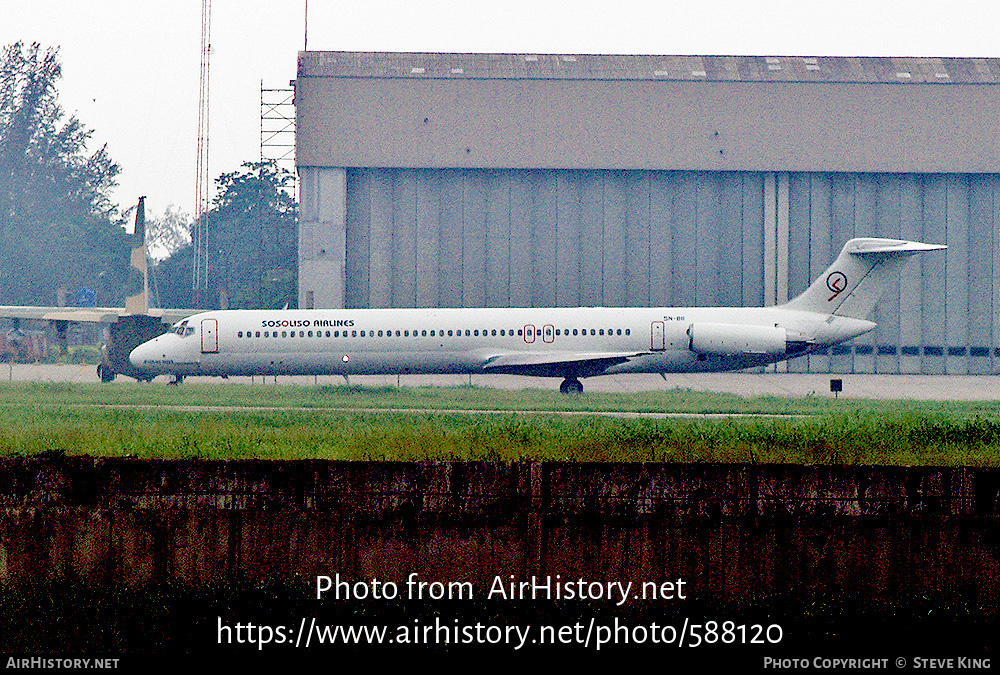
[296,77,1000,174]
[2,458,998,609]
[298,167,347,309]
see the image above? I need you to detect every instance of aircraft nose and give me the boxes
[129,338,158,369]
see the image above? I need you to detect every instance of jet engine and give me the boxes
[687,322,789,356]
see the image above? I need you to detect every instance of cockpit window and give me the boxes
[171,322,195,337]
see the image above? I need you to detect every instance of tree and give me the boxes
[0,41,130,306]
[153,161,298,309]
[146,204,191,261]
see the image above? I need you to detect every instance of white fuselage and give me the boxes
[127,237,946,387]
[129,305,874,380]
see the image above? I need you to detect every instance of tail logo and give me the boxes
[826,271,848,301]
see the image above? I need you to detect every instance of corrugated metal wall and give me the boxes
[345,169,766,309]
[341,168,1000,374]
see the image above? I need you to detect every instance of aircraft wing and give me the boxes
[0,306,198,325]
[481,350,645,378]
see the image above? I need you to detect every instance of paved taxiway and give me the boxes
[4,363,1000,400]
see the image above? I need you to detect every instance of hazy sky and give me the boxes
[3,0,999,223]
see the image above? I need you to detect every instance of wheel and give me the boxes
[559,377,584,394]
[97,364,115,382]
[167,374,185,386]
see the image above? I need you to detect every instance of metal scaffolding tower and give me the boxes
[261,83,297,197]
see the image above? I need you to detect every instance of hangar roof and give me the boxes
[298,51,1000,85]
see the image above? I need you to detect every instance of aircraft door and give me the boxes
[650,321,666,350]
[523,324,536,344]
[201,318,219,354]
[542,324,554,343]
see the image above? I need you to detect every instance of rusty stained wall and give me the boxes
[0,459,998,608]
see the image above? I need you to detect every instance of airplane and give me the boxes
[0,197,197,381]
[129,237,945,393]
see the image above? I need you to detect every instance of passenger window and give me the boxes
[238,331,243,338]
[625,329,630,335]
[255,332,260,338]
[448,330,453,337]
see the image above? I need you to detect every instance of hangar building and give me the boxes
[294,52,1000,374]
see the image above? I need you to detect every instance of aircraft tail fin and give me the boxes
[124,196,150,315]
[782,238,945,319]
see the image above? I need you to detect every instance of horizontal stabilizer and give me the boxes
[842,239,946,256]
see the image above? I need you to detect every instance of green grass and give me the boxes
[4,379,1000,415]
[1,381,1000,464]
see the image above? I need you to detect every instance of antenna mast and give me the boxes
[192,0,212,306]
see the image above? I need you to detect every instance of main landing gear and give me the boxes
[167,374,185,386]
[559,377,584,394]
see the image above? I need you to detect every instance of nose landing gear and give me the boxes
[559,377,584,394]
